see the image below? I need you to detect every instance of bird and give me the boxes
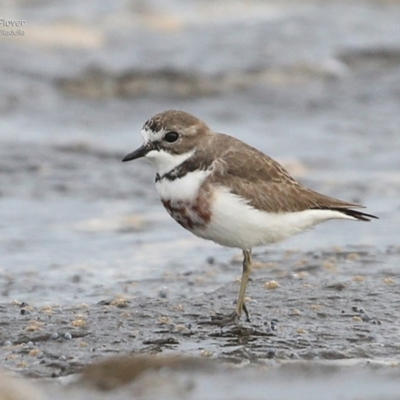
[122,110,378,325]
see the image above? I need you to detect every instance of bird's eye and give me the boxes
[164,131,179,143]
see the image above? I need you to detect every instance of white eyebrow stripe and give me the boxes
[141,127,166,143]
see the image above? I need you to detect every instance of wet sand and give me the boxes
[0,246,399,373]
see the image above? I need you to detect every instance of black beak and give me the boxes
[122,143,151,162]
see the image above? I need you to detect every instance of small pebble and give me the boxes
[322,260,337,271]
[59,355,67,361]
[71,319,86,327]
[172,324,190,334]
[361,314,371,322]
[347,252,361,261]
[16,361,28,368]
[383,277,395,285]
[264,280,280,290]
[64,332,72,340]
[25,325,41,332]
[4,341,12,346]
[266,350,276,359]
[206,256,215,265]
[158,316,170,325]
[29,349,40,357]
[110,298,129,308]
[50,332,59,340]
[293,271,309,280]
[266,319,278,331]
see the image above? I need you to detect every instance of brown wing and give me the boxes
[204,133,369,214]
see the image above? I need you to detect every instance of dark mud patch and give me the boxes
[338,47,400,71]
[56,63,344,100]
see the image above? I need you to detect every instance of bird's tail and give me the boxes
[330,208,378,221]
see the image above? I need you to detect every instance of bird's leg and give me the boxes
[202,249,252,326]
[235,249,252,322]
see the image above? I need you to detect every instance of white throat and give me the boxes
[141,127,196,176]
[145,147,195,176]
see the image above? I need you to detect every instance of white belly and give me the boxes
[155,169,211,203]
[191,186,355,250]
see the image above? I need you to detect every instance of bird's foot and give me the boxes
[198,304,250,327]
[198,311,240,326]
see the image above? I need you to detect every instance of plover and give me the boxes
[122,110,377,325]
